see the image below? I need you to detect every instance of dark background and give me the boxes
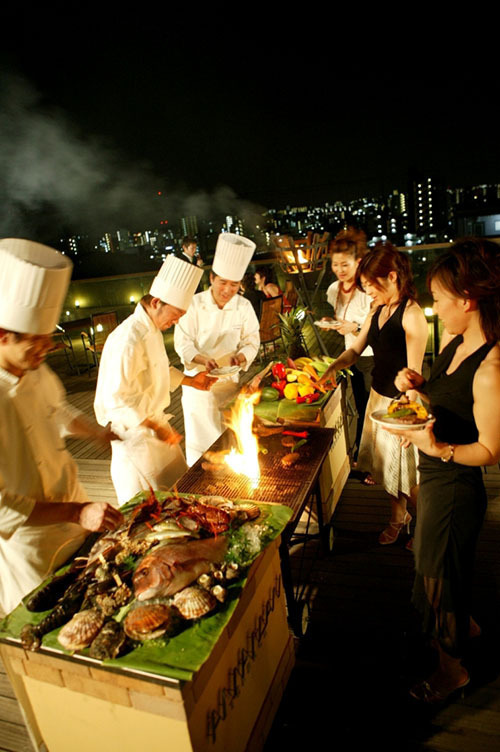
[1,10,498,240]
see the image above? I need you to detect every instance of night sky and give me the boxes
[1,12,499,240]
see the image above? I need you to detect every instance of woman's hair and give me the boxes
[254,266,275,284]
[428,237,500,342]
[330,227,368,260]
[241,272,254,292]
[356,241,417,301]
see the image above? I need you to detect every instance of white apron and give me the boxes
[111,424,188,505]
[181,378,240,466]
[174,290,260,466]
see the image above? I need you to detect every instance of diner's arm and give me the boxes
[403,303,429,402]
[389,352,500,466]
[319,314,372,384]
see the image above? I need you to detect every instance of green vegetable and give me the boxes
[384,408,413,419]
[261,386,280,402]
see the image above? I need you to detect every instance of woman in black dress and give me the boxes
[391,238,500,702]
[320,243,428,544]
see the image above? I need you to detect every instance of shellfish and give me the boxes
[172,586,217,620]
[123,602,176,641]
[58,609,105,652]
[89,620,127,660]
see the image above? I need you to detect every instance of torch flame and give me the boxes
[224,391,261,488]
[284,246,309,272]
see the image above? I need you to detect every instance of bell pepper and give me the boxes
[305,392,320,403]
[271,379,287,396]
[272,362,287,380]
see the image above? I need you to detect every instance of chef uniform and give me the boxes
[0,239,88,616]
[94,256,203,505]
[174,234,260,466]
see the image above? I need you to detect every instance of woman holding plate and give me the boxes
[320,242,428,545]
[390,238,500,702]
[322,227,374,464]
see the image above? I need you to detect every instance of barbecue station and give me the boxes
[0,234,351,752]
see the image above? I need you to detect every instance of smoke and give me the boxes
[0,74,266,243]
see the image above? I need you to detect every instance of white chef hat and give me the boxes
[0,238,73,335]
[212,233,256,281]
[149,255,203,310]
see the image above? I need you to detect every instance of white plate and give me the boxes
[210,365,241,377]
[314,320,339,330]
[370,410,434,431]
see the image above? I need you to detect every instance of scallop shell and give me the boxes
[123,603,173,641]
[58,609,105,652]
[172,586,217,620]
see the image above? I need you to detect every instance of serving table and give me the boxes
[178,425,335,636]
[0,517,293,752]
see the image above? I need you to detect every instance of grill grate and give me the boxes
[177,426,334,521]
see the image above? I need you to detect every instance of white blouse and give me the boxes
[326,280,373,355]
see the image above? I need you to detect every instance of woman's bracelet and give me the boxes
[441,444,455,463]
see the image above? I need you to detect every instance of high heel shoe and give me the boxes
[409,673,470,704]
[378,511,412,545]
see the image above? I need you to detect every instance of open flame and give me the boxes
[224,391,261,488]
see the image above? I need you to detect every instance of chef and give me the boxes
[0,238,123,617]
[174,233,260,465]
[94,255,215,505]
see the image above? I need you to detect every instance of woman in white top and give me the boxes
[324,228,374,464]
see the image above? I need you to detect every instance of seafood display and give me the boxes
[5,490,291,673]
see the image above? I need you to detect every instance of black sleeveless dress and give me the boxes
[357,298,419,497]
[413,336,495,656]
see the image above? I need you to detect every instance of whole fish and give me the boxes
[132,537,228,601]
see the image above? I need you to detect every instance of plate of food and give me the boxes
[314,319,340,330]
[371,395,433,431]
[210,365,241,377]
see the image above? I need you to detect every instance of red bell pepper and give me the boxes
[271,362,287,380]
[271,379,287,395]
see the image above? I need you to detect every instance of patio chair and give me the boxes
[81,311,118,374]
[259,295,284,361]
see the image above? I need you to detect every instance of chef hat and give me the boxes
[149,255,203,310]
[212,233,256,281]
[0,238,73,335]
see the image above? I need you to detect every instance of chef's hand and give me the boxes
[77,502,124,532]
[230,354,247,367]
[155,424,183,444]
[95,424,120,445]
[182,372,218,391]
[394,368,425,393]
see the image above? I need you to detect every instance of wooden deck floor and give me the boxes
[2,343,500,751]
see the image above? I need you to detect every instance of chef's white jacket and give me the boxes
[0,364,88,616]
[94,303,187,504]
[174,290,260,465]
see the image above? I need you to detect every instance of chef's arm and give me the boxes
[25,501,124,531]
[140,417,182,444]
[66,414,118,444]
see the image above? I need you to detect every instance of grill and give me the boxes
[178,425,334,522]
